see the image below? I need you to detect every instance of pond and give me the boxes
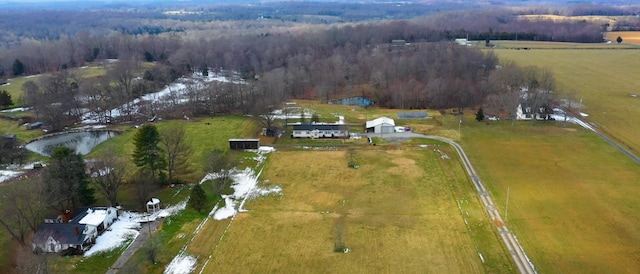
[25,131,118,156]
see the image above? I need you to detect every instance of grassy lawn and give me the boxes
[1,66,107,107]
[493,47,640,156]
[193,148,513,273]
[459,119,640,273]
[89,115,258,185]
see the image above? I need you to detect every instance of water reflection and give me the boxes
[25,131,117,156]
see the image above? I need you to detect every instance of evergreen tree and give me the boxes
[132,124,166,183]
[12,59,24,76]
[476,108,485,122]
[188,184,207,212]
[0,90,12,109]
[46,146,95,211]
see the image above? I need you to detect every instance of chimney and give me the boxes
[74,226,79,235]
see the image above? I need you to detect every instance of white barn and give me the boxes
[366,117,396,134]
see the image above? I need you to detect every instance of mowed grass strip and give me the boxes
[196,149,513,273]
[461,121,640,273]
[494,47,640,155]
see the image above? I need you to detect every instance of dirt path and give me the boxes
[107,219,163,274]
[372,132,537,274]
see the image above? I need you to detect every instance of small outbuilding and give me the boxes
[229,139,260,150]
[147,198,161,214]
[365,117,396,134]
[328,96,374,107]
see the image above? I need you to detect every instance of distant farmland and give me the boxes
[493,45,640,156]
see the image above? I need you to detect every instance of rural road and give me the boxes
[565,115,640,165]
[106,219,163,274]
[372,132,537,274]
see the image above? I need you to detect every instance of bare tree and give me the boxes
[132,169,158,210]
[0,177,50,246]
[204,149,236,195]
[92,145,127,206]
[107,58,139,121]
[160,124,193,184]
[14,243,53,274]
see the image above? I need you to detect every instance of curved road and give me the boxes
[373,132,536,274]
[566,116,640,165]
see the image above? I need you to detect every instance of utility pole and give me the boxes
[458,115,462,138]
[577,98,583,116]
[505,186,510,222]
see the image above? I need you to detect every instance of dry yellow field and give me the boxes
[493,48,640,157]
[461,122,640,273]
[190,149,514,273]
[606,31,640,45]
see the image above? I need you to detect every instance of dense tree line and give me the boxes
[0,6,609,76]
[4,12,575,126]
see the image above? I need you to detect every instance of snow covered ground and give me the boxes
[81,71,238,125]
[164,147,280,274]
[0,161,46,184]
[0,170,22,183]
[84,201,187,257]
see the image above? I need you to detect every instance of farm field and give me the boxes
[492,46,640,156]
[192,149,515,273]
[460,120,640,273]
[606,31,640,45]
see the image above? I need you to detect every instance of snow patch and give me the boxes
[0,170,22,183]
[0,107,30,113]
[164,254,197,274]
[84,201,187,257]
[210,165,281,221]
[83,211,141,256]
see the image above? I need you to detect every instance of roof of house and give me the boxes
[366,117,395,128]
[147,198,160,206]
[293,124,348,131]
[228,139,260,142]
[78,208,110,227]
[34,223,87,246]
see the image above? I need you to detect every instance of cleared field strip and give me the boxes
[424,135,535,274]
[195,149,514,273]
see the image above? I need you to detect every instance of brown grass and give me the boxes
[188,149,513,273]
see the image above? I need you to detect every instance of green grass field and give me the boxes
[459,119,640,273]
[492,46,640,156]
[191,149,514,273]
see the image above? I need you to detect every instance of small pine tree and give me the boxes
[0,90,12,109]
[188,184,207,212]
[12,59,24,76]
[475,108,485,122]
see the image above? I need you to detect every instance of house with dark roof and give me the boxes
[292,124,349,139]
[32,223,94,253]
